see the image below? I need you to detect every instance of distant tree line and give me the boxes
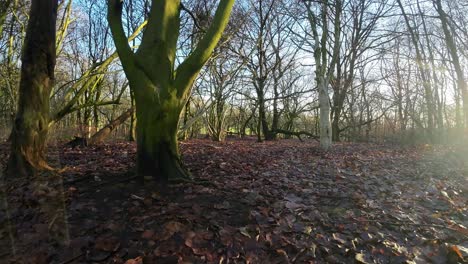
[1,0,468,178]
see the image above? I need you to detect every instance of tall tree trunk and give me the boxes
[214,99,226,142]
[258,90,271,141]
[433,0,468,129]
[418,0,444,133]
[93,88,101,134]
[128,89,136,141]
[108,0,235,182]
[318,77,332,148]
[268,79,280,141]
[305,0,341,150]
[397,0,435,141]
[7,0,58,177]
[181,96,191,141]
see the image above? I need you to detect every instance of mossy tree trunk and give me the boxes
[108,0,235,182]
[135,97,187,182]
[7,0,58,177]
[128,90,136,141]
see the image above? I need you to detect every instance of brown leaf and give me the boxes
[161,221,187,240]
[449,245,464,260]
[141,230,155,240]
[219,226,236,246]
[94,235,120,252]
[124,256,143,264]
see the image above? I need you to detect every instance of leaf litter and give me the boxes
[0,139,466,263]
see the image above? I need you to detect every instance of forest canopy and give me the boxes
[0,0,466,146]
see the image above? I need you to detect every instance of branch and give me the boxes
[175,0,235,99]
[273,129,319,142]
[51,17,145,125]
[0,0,12,36]
[107,0,136,74]
[180,3,205,33]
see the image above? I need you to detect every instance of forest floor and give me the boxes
[0,138,467,263]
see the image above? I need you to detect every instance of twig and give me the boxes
[59,252,85,264]
[180,3,205,33]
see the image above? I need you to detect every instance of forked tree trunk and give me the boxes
[7,0,58,177]
[305,0,340,150]
[108,0,234,183]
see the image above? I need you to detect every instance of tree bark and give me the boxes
[135,103,188,182]
[305,0,341,150]
[128,90,136,141]
[318,78,332,149]
[6,0,58,177]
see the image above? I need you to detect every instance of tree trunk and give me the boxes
[93,89,101,134]
[331,107,341,142]
[128,90,136,141]
[181,97,190,141]
[305,0,340,150]
[240,107,255,138]
[397,0,435,141]
[7,0,58,177]
[135,104,188,182]
[318,78,332,149]
[434,0,468,129]
[269,79,280,141]
[258,91,271,141]
[108,0,234,183]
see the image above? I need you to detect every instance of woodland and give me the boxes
[0,0,467,263]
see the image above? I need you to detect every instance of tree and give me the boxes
[239,0,277,142]
[304,0,342,150]
[433,0,468,129]
[6,0,58,177]
[204,52,243,142]
[236,0,299,141]
[0,0,28,129]
[330,0,387,141]
[107,0,235,182]
[397,0,435,141]
[0,0,12,37]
